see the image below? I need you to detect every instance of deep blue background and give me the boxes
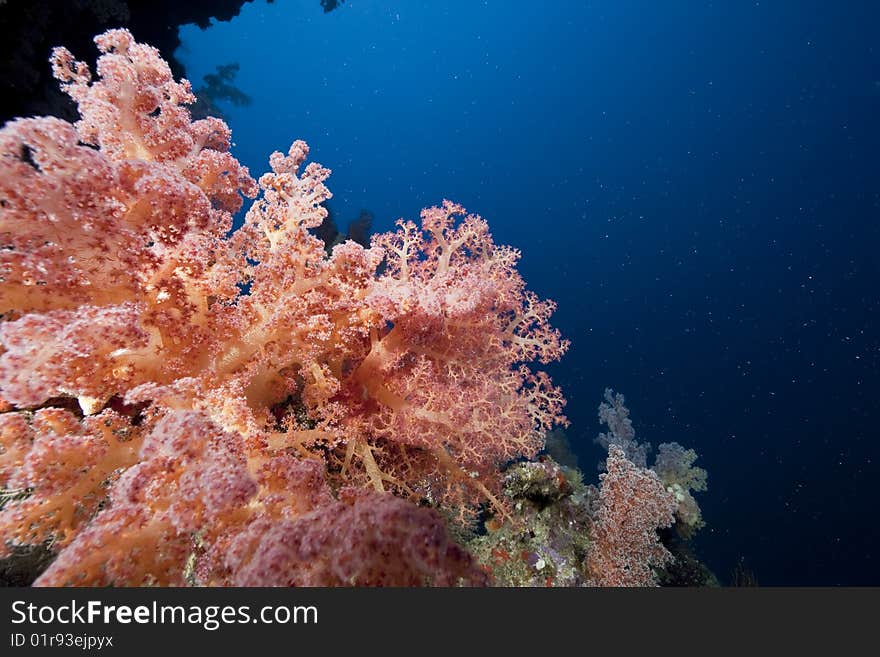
[177,0,879,585]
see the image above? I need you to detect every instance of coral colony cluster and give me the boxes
[0,30,708,586]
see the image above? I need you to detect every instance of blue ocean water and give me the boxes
[177,0,879,585]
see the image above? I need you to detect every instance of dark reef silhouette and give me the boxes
[0,0,341,126]
[190,62,252,120]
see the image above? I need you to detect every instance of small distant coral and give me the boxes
[584,446,677,586]
[470,391,713,588]
[654,441,708,536]
[595,389,709,538]
[595,388,651,467]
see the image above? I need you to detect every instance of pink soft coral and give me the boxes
[0,30,568,584]
[228,489,488,587]
[585,446,677,587]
